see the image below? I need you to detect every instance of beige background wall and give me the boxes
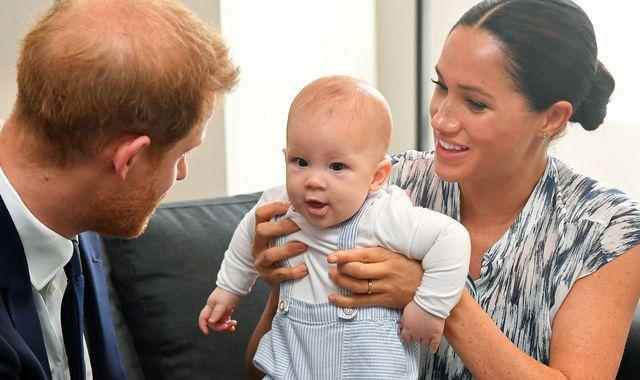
[219,0,378,196]
[0,0,227,203]
[376,0,417,155]
[163,0,227,202]
[2,1,635,202]
[0,1,421,202]
[0,1,47,120]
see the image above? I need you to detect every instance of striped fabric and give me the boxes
[254,201,424,379]
[390,151,640,379]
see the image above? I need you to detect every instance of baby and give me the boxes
[199,76,470,379]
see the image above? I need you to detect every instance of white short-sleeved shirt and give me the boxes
[390,151,640,379]
[217,184,470,319]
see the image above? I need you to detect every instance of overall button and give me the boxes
[278,300,289,314]
[339,307,357,320]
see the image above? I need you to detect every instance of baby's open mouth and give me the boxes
[305,200,328,216]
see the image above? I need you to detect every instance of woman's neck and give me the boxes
[459,156,548,227]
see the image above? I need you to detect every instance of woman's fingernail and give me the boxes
[327,255,336,263]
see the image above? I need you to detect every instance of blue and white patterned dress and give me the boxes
[390,151,640,380]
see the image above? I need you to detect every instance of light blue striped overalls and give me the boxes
[253,201,423,380]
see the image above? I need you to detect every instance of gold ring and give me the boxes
[367,279,373,295]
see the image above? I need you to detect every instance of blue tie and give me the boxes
[61,239,86,380]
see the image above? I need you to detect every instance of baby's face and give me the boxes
[285,112,382,229]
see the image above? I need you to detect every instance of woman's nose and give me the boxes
[431,99,461,134]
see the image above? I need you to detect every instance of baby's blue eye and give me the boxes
[329,162,345,171]
[295,158,308,167]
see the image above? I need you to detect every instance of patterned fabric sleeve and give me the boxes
[580,193,640,279]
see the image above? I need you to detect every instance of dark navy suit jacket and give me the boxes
[0,195,126,380]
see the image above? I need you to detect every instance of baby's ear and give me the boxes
[369,158,392,192]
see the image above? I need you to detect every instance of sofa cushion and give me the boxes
[103,192,267,379]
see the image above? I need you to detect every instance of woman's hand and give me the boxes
[252,201,308,286]
[246,201,307,380]
[326,247,423,309]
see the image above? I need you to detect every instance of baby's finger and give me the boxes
[212,319,238,332]
[198,305,212,335]
[208,304,229,324]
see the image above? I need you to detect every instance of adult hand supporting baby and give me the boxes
[252,201,308,287]
[327,247,423,309]
[246,201,308,379]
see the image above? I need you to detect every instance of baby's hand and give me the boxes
[198,287,241,335]
[400,301,445,353]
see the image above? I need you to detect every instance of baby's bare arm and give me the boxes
[400,301,445,353]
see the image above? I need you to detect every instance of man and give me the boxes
[0,0,238,379]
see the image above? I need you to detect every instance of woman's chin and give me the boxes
[434,161,466,183]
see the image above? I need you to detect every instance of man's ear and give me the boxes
[111,135,151,180]
[540,100,573,140]
[369,158,392,192]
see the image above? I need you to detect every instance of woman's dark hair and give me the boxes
[455,0,614,131]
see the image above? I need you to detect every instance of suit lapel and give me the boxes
[79,232,126,380]
[0,195,52,379]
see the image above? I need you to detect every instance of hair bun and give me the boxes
[570,61,615,131]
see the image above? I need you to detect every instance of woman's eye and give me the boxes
[431,78,447,91]
[329,162,345,171]
[466,99,488,112]
[294,158,308,167]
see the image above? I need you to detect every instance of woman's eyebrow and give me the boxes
[436,66,494,101]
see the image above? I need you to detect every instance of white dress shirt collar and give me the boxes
[0,166,73,290]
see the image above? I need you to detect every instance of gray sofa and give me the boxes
[90,192,640,379]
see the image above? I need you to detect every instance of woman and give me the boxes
[247,0,640,378]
